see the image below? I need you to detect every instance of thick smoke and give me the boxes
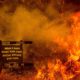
[0,0,70,42]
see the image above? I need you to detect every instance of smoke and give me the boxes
[0,0,79,43]
[8,4,69,42]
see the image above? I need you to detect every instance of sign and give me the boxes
[0,41,32,70]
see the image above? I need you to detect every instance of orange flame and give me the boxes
[0,11,80,80]
[35,12,80,80]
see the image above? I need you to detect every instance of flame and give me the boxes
[0,4,80,80]
[0,12,80,80]
[35,12,80,80]
[66,12,80,62]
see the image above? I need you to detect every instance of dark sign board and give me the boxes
[0,41,32,70]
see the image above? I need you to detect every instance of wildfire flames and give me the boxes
[0,0,80,80]
[33,12,80,80]
[0,11,79,80]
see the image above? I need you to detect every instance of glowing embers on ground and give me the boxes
[35,59,66,80]
[35,60,80,80]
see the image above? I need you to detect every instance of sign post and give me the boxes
[0,41,32,72]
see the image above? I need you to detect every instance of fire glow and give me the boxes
[33,12,80,80]
[0,0,80,80]
[0,11,79,80]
